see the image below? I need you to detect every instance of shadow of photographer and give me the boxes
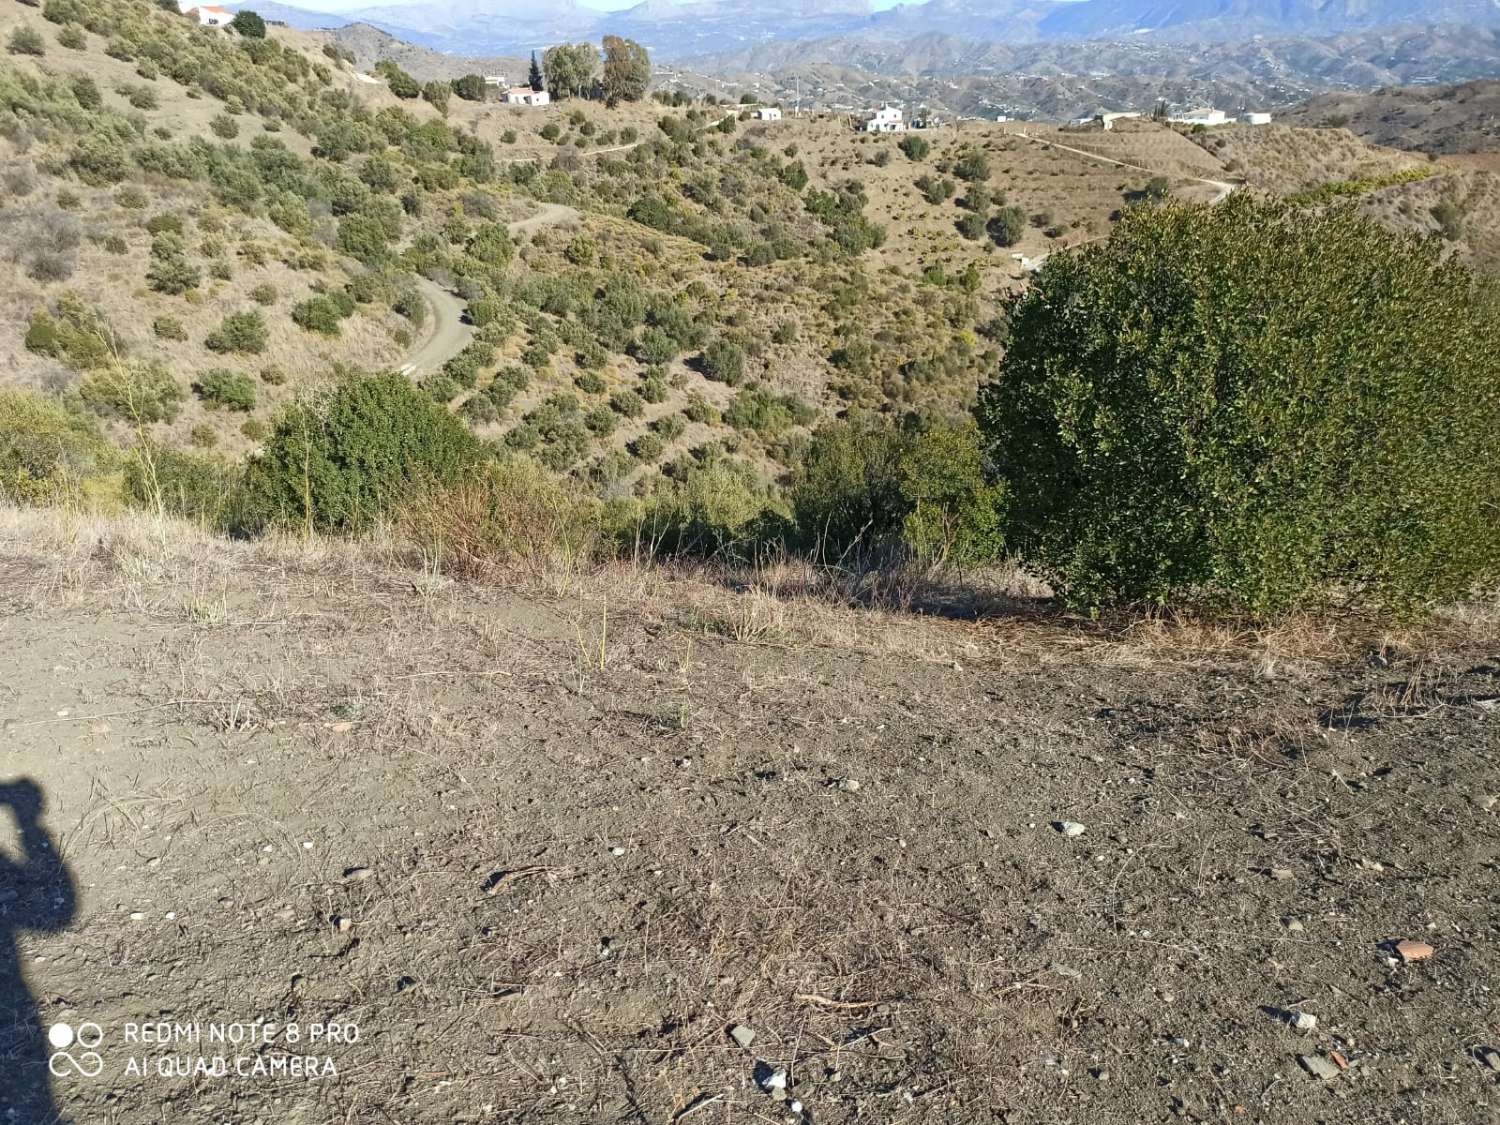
[0,777,78,1125]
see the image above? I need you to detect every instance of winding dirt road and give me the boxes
[1018,130,1240,203]
[1007,130,1241,274]
[398,203,580,379]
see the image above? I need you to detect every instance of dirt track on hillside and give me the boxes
[1,520,1498,1124]
[401,204,580,378]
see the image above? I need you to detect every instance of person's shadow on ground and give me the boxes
[0,778,77,1124]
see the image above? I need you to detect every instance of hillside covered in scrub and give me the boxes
[4,7,1500,1123]
[3,0,1500,615]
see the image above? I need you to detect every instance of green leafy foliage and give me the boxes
[235,372,480,534]
[125,442,237,524]
[601,35,649,105]
[204,310,268,355]
[977,196,1500,615]
[700,337,745,385]
[0,389,112,505]
[898,135,930,162]
[988,205,1027,248]
[451,74,486,101]
[194,368,257,411]
[292,295,345,335]
[790,412,1000,564]
[8,25,46,56]
[78,361,184,424]
[230,9,265,37]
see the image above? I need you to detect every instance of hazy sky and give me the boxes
[288,0,912,10]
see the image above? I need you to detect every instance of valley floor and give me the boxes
[1,509,1497,1123]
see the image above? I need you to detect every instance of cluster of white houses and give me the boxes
[1070,106,1273,130]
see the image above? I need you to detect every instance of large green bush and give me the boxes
[977,196,1500,615]
[235,372,480,534]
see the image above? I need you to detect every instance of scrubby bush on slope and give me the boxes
[234,373,479,535]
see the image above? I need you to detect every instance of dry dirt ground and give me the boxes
[1,509,1499,1125]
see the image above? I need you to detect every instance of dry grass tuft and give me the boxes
[6,502,1497,676]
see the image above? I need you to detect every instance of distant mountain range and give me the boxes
[240,0,1500,59]
[667,24,1500,120]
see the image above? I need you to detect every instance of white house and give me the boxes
[483,75,507,88]
[862,105,906,133]
[756,107,783,122]
[1240,111,1273,126]
[505,87,551,107]
[1169,107,1229,127]
[178,0,231,24]
[1072,109,1142,131]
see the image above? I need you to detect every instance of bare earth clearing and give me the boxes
[1,510,1498,1124]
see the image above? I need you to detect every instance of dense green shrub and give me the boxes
[609,388,645,418]
[235,372,480,534]
[452,74,486,101]
[1,389,112,506]
[422,81,449,113]
[723,387,808,437]
[194,368,257,411]
[898,135,930,162]
[978,196,1500,615]
[78,362,183,424]
[125,443,237,524]
[69,135,129,185]
[204,310,268,355]
[230,9,266,37]
[956,212,986,241]
[951,149,990,183]
[69,74,101,109]
[292,295,343,335]
[147,245,200,295]
[790,413,998,563]
[988,206,1027,248]
[8,25,46,56]
[630,431,664,462]
[701,337,745,385]
[378,62,420,99]
[897,418,1004,565]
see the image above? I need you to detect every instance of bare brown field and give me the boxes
[2,505,1498,1123]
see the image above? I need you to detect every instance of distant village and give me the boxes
[1068,106,1273,130]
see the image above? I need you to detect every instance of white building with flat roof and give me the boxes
[1170,107,1229,127]
[505,87,551,107]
